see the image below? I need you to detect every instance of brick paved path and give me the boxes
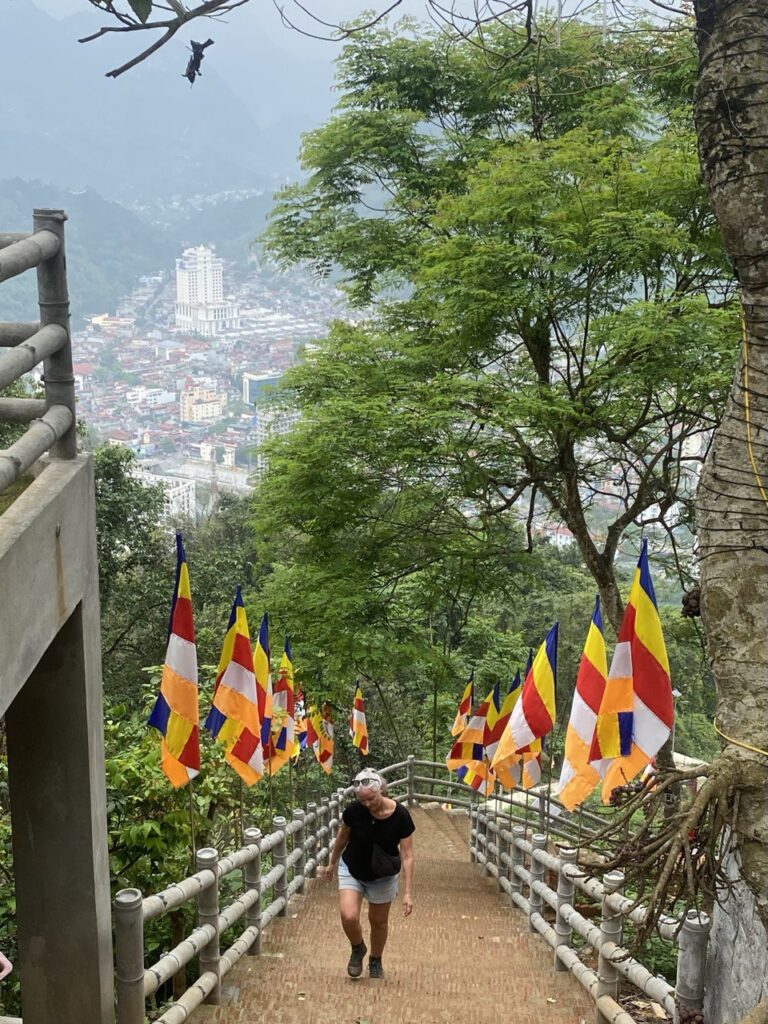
[191,806,593,1024]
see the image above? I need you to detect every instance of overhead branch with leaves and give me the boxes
[262,21,737,633]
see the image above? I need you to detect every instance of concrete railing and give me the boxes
[113,758,707,1024]
[469,801,709,1024]
[0,211,77,495]
[114,791,349,1024]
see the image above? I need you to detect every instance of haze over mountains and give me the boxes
[0,1,347,199]
[0,1,362,317]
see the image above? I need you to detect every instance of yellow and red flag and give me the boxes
[492,624,558,773]
[349,684,369,755]
[148,533,200,788]
[557,597,607,810]
[446,685,495,770]
[451,672,474,737]
[204,588,263,785]
[456,760,495,796]
[307,702,334,773]
[590,541,673,801]
[266,638,295,776]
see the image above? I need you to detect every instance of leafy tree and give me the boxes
[262,22,735,634]
[93,445,169,697]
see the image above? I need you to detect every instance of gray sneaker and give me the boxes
[369,956,385,979]
[347,941,367,979]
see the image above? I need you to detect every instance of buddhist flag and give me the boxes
[456,760,495,796]
[148,533,200,788]
[590,541,674,801]
[483,680,517,766]
[446,685,495,770]
[292,693,307,763]
[253,613,273,760]
[492,624,558,770]
[267,638,295,776]
[451,672,474,737]
[204,588,263,785]
[307,702,334,773]
[557,598,607,810]
[349,685,369,755]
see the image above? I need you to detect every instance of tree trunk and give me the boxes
[692,4,768,1018]
[693,0,768,926]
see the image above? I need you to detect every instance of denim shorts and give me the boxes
[338,858,399,904]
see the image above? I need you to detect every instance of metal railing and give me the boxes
[0,211,76,495]
[113,758,708,1024]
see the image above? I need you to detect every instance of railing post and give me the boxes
[478,804,489,873]
[469,798,477,863]
[114,888,145,1024]
[510,825,525,904]
[243,827,262,957]
[555,847,576,971]
[293,808,306,894]
[596,870,625,1024]
[497,810,509,893]
[33,208,76,458]
[407,754,416,807]
[529,833,546,931]
[273,815,288,916]
[306,801,318,879]
[196,847,221,1005]
[675,909,710,1017]
[319,796,330,862]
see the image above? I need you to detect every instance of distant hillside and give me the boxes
[0,179,290,323]
[0,4,273,201]
[0,180,172,323]
[0,3,340,204]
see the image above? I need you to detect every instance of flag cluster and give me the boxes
[148,536,344,788]
[447,628,557,797]
[447,541,674,810]
[557,539,673,806]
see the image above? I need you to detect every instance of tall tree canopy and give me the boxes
[262,21,736,633]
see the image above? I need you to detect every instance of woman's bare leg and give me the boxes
[367,901,392,958]
[339,889,364,945]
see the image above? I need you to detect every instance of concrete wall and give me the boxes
[0,456,113,1024]
[705,849,768,1023]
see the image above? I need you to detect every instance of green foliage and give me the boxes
[128,0,152,22]
[263,18,737,640]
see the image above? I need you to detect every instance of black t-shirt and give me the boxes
[341,800,416,882]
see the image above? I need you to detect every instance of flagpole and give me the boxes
[268,768,274,825]
[238,778,245,846]
[544,731,557,850]
[188,777,197,869]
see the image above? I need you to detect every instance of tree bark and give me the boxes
[693,0,768,927]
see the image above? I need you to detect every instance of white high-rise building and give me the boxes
[175,245,241,337]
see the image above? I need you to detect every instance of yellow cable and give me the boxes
[741,316,768,511]
[713,718,768,758]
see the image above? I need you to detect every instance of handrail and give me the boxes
[0,209,77,499]
[114,789,348,1024]
[469,802,709,1024]
[114,758,711,1024]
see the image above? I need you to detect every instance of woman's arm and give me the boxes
[400,834,414,916]
[320,822,351,877]
[0,951,12,982]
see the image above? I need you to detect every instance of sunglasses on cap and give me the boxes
[352,776,381,790]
